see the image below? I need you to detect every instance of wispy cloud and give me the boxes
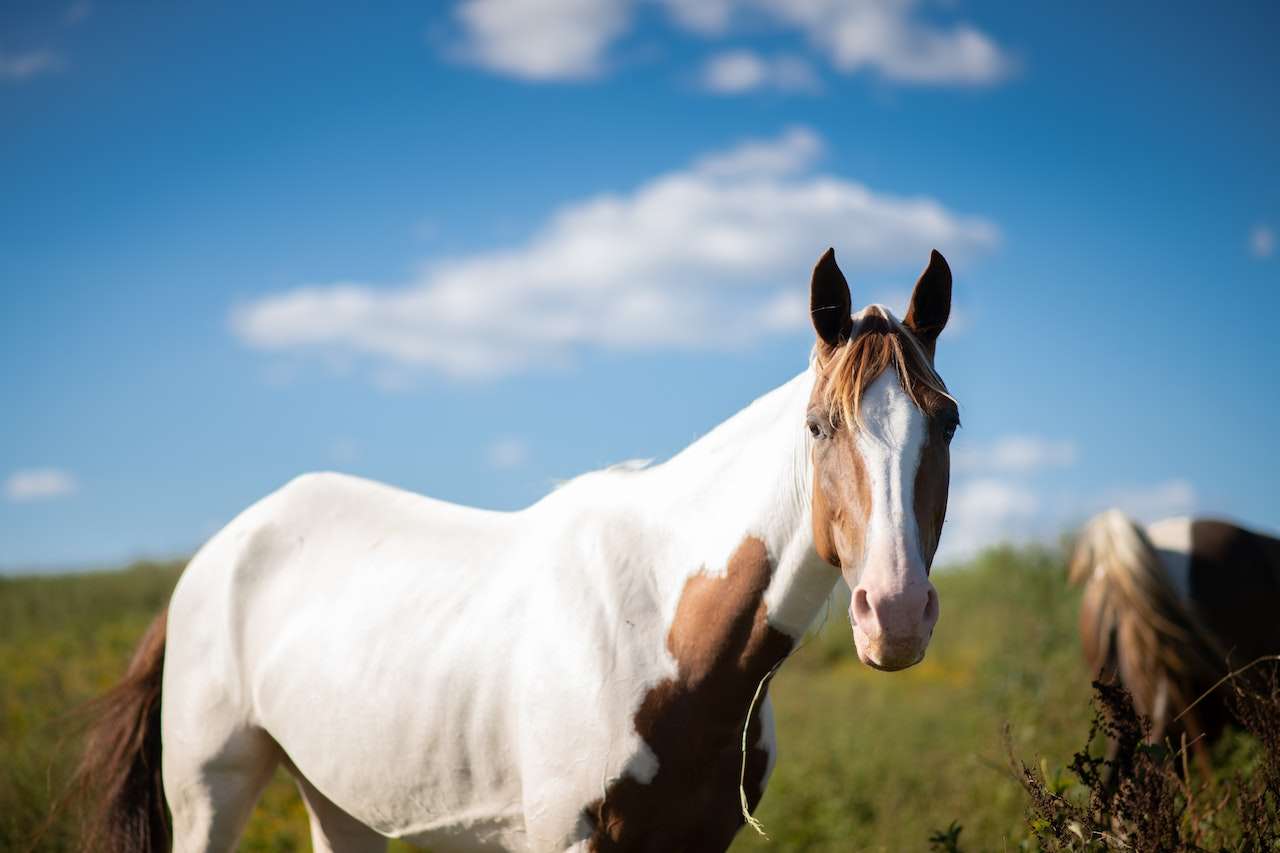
[328,438,361,465]
[932,431,1198,565]
[1097,479,1196,523]
[4,468,79,502]
[952,435,1077,475]
[232,127,999,380]
[486,437,530,469]
[1251,224,1275,259]
[936,476,1040,563]
[64,1,93,26]
[700,50,820,94]
[0,50,64,82]
[451,0,1013,88]
[934,428,1196,565]
[0,3,88,84]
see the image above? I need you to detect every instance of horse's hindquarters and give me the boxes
[162,472,532,850]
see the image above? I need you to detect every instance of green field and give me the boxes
[2,546,1101,851]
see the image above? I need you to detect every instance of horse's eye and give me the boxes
[942,420,959,442]
[806,415,829,440]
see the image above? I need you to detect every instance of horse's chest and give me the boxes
[574,536,793,851]
[582,690,776,853]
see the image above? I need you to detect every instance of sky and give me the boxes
[1,1,1278,572]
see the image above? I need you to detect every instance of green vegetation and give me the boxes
[733,545,1093,852]
[0,561,315,852]
[0,544,1249,850]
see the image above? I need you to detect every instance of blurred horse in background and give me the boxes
[1069,510,1280,762]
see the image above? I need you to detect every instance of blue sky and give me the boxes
[2,0,1277,571]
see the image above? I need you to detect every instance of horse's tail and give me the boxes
[72,608,170,853]
[1068,509,1223,737]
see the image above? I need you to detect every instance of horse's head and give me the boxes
[806,248,957,671]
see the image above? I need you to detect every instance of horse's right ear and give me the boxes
[810,247,852,348]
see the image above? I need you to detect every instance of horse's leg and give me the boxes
[288,765,387,853]
[164,726,281,853]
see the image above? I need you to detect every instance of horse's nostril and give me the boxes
[923,587,939,623]
[852,587,872,623]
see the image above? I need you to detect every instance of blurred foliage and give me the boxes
[1014,670,1280,851]
[732,544,1095,852]
[0,544,1265,851]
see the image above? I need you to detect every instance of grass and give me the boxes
[733,545,1094,852]
[0,544,1156,850]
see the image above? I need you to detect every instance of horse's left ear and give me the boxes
[810,247,853,348]
[903,249,952,357]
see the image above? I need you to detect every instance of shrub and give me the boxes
[1013,665,1280,851]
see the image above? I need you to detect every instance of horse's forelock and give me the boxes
[813,307,954,429]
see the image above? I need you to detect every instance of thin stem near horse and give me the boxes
[1070,510,1280,764]
[77,248,959,853]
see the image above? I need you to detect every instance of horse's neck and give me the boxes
[644,368,839,639]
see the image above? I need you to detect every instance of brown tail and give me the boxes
[72,608,170,853]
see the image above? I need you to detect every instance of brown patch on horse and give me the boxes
[809,419,871,569]
[583,537,794,852]
[912,412,953,570]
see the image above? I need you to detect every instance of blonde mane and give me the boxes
[812,306,955,429]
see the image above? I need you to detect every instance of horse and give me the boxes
[76,247,961,853]
[1069,509,1280,762]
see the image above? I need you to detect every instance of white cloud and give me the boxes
[453,0,630,80]
[4,468,79,502]
[660,0,735,34]
[935,477,1039,564]
[0,50,64,82]
[952,435,1076,475]
[931,433,1191,565]
[1251,224,1275,259]
[934,471,1198,567]
[232,127,999,380]
[486,437,530,469]
[693,125,822,177]
[700,50,820,94]
[452,0,1012,87]
[1096,479,1196,523]
[756,0,1012,86]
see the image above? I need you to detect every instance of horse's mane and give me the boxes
[1069,510,1225,739]
[812,307,954,429]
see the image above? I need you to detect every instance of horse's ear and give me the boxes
[903,249,951,357]
[810,247,853,348]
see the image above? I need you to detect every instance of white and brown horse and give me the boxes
[77,248,961,853]
[1069,510,1280,760]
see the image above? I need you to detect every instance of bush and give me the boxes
[1013,666,1280,851]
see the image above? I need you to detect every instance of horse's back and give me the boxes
[1188,519,1280,664]
[165,472,533,845]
